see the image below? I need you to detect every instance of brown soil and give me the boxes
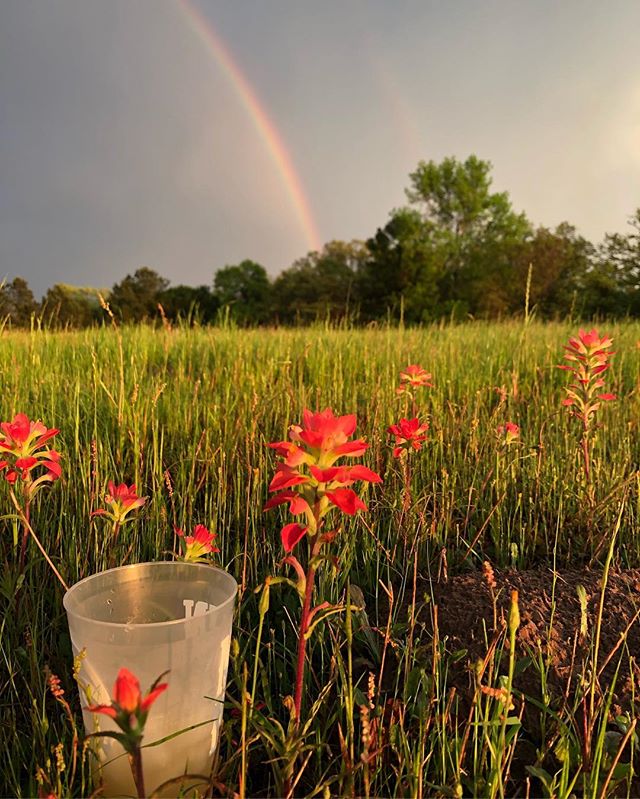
[418,567,640,710]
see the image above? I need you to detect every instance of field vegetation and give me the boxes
[2,319,640,797]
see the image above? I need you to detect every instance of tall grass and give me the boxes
[1,320,639,796]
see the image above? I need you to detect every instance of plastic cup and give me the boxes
[63,562,237,798]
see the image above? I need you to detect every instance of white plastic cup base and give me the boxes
[63,562,237,798]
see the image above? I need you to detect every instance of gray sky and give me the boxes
[2,0,639,298]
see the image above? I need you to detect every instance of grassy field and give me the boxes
[2,320,640,797]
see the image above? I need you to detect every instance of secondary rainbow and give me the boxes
[178,0,322,254]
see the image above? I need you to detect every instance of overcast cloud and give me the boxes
[1,0,639,297]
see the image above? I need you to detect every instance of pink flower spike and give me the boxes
[558,328,616,427]
[0,413,32,446]
[0,413,62,490]
[266,406,380,554]
[399,365,432,388]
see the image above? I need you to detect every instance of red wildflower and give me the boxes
[266,408,381,552]
[92,481,147,526]
[0,413,58,451]
[558,328,616,429]
[497,421,520,446]
[176,524,219,562]
[396,365,432,395]
[387,417,429,458]
[86,667,167,741]
[0,413,61,493]
[290,409,368,462]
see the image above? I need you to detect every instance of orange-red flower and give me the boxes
[0,413,61,492]
[558,328,616,429]
[176,524,219,562]
[387,417,429,458]
[0,413,58,451]
[497,421,520,446]
[396,364,432,395]
[92,481,147,526]
[266,409,381,552]
[86,667,167,742]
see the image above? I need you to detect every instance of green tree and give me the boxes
[406,155,531,317]
[476,224,594,318]
[42,284,102,328]
[598,208,640,314]
[272,240,366,323]
[213,260,271,325]
[0,277,39,327]
[109,267,170,323]
[158,285,219,324]
[358,209,447,322]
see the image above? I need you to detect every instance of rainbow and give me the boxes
[178,0,322,254]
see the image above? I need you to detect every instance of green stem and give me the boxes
[250,597,267,718]
[10,488,68,591]
[17,488,30,575]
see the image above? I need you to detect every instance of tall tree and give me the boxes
[598,208,640,314]
[158,285,219,324]
[109,267,169,323]
[474,224,594,318]
[213,260,271,325]
[0,277,39,327]
[406,155,531,316]
[42,284,101,328]
[358,210,442,322]
[272,240,366,323]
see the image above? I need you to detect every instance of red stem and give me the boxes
[130,747,146,798]
[293,554,317,725]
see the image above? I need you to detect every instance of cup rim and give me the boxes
[63,561,238,630]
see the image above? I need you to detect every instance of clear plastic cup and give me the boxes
[63,561,237,798]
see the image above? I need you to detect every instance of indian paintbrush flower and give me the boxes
[558,328,616,489]
[0,413,63,580]
[92,481,147,528]
[265,408,381,552]
[263,408,381,731]
[86,667,168,799]
[86,667,167,735]
[558,328,616,429]
[176,523,219,562]
[496,421,520,446]
[387,417,429,458]
[0,413,62,495]
[396,364,432,396]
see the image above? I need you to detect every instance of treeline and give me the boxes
[3,155,640,328]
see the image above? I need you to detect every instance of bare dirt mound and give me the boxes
[422,567,640,708]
